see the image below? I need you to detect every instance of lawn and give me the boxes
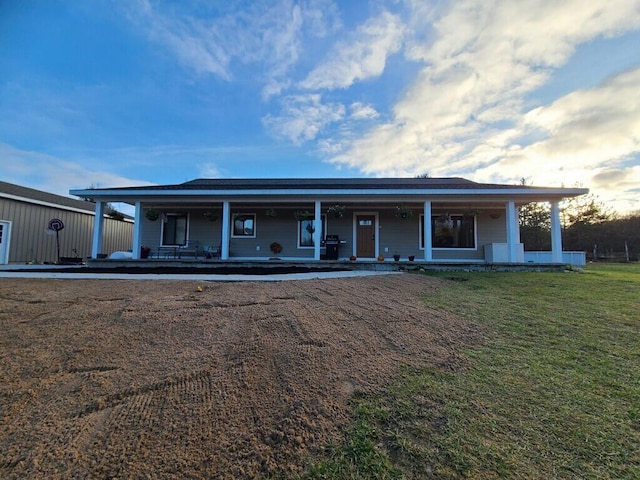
[300,263,640,479]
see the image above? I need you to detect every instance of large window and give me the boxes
[162,213,188,246]
[298,216,326,248]
[420,214,476,249]
[232,214,256,238]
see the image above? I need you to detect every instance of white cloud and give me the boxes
[0,143,152,198]
[300,11,404,90]
[262,94,345,144]
[349,102,379,120]
[198,162,223,179]
[124,0,341,98]
[325,0,640,212]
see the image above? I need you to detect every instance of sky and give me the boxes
[1,0,640,215]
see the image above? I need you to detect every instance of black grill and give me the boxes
[324,235,341,260]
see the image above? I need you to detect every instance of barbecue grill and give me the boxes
[324,234,345,260]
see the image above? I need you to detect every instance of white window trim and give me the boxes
[297,215,327,249]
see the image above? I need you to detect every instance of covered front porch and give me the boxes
[88,198,569,265]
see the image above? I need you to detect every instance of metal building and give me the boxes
[0,181,133,264]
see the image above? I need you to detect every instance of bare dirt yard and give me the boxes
[0,274,479,479]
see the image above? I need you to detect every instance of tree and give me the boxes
[561,191,612,256]
[519,201,551,250]
[518,178,551,250]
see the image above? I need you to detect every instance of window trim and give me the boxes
[231,213,257,238]
[161,213,189,246]
[419,214,477,250]
[297,215,327,249]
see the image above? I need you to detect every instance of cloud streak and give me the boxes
[323,0,640,211]
[300,10,404,90]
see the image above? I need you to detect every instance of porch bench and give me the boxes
[156,246,178,259]
[179,240,200,259]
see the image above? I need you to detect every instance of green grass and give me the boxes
[298,264,640,479]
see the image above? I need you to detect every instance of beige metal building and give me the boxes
[0,181,133,264]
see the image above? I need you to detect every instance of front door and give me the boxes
[356,215,376,258]
[0,221,10,264]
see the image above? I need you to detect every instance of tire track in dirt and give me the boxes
[0,275,481,479]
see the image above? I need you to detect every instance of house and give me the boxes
[69,177,588,264]
[0,181,134,264]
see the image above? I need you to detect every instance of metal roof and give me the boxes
[68,177,588,203]
[73,177,576,192]
[0,180,97,212]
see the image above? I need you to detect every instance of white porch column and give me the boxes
[221,200,230,260]
[313,200,321,260]
[506,201,520,262]
[132,201,143,259]
[550,201,563,263]
[423,201,432,261]
[91,201,105,259]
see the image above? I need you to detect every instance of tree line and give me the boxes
[519,186,639,262]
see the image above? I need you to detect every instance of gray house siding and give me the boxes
[137,206,510,261]
[0,195,132,263]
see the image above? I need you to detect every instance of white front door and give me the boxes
[0,221,11,264]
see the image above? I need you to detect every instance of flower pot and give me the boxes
[408,255,415,262]
[393,254,400,261]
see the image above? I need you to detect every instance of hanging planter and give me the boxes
[294,210,313,221]
[145,209,160,221]
[395,204,413,219]
[265,208,277,217]
[327,204,346,218]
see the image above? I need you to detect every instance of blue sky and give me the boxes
[1,0,639,214]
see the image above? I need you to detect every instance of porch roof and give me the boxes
[69,177,588,204]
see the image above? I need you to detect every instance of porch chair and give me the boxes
[203,243,221,259]
[179,240,200,259]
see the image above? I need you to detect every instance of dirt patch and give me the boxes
[0,274,480,479]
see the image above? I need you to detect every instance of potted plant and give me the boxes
[265,208,277,217]
[270,242,283,255]
[393,253,401,261]
[327,204,346,218]
[395,204,413,219]
[203,211,218,221]
[294,210,313,221]
[140,246,151,259]
[408,255,415,262]
[145,209,160,221]
[377,254,385,261]
[349,255,357,261]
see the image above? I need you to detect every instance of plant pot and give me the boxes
[393,254,400,261]
[349,255,357,261]
[408,255,415,262]
[377,255,385,262]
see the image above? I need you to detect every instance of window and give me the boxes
[162,213,188,246]
[298,215,326,248]
[232,214,256,238]
[420,214,476,249]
